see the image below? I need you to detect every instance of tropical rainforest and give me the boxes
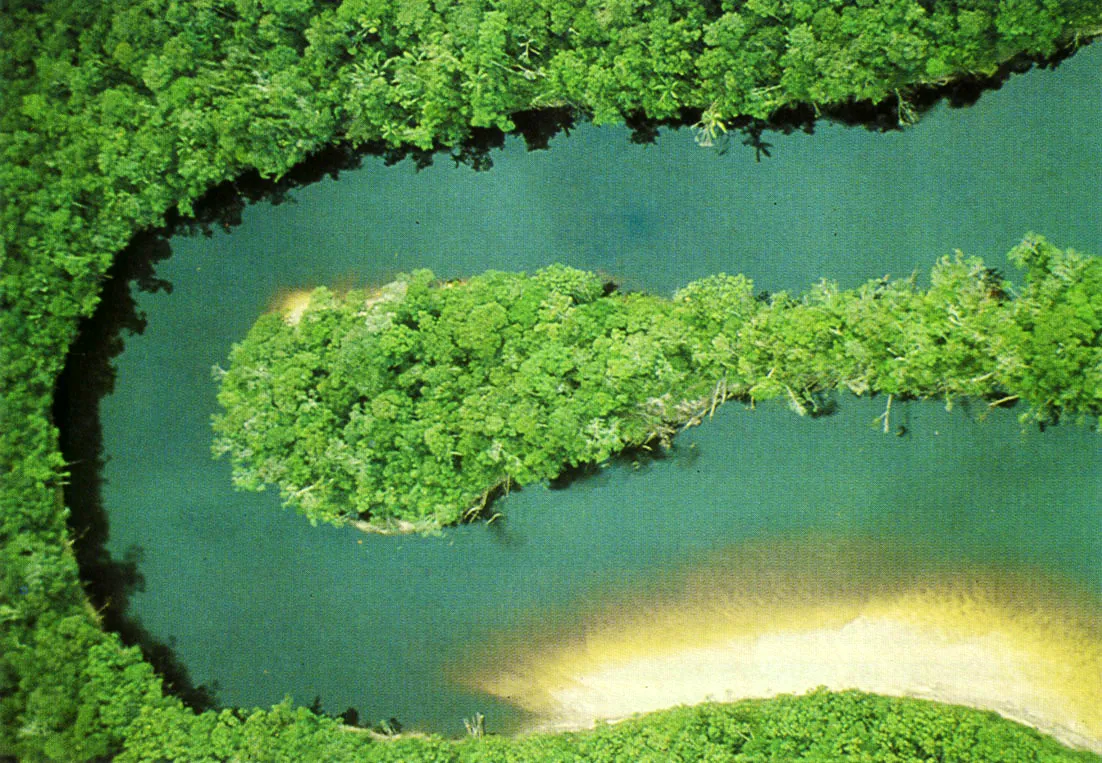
[3,0,1102,758]
[214,240,1101,532]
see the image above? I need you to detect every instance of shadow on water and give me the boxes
[50,44,1083,711]
[146,39,1088,240]
[306,695,404,735]
[623,43,1083,153]
[51,231,221,712]
[548,440,681,492]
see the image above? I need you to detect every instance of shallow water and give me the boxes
[96,45,1101,736]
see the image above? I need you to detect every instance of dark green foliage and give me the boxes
[214,237,1101,532]
[3,0,1101,756]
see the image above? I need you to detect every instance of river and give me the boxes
[89,44,1101,737]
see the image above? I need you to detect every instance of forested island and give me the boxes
[214,236,1101,532]
[4,0,1102,758]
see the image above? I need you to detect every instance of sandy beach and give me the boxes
[468,538,1102,753]
[524,615,1101,753]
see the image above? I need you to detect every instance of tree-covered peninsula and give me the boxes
[5,0,1102,756]
[213,235,1101,533]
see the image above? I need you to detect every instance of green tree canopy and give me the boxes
[213,236,1101,533]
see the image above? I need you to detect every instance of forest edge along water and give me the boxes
[47,38,1102,758]
[96,68,1102,740]
[8,0,1102,756]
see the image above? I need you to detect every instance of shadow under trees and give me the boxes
[51,231,220,713]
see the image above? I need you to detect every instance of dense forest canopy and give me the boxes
[213,237,1102,533]
[115,690,1102,762]
[3,0,1102,757]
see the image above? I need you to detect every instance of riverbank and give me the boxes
[520,616,1099,753]
[469,540,1102,753]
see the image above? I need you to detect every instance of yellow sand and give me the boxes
[272,280,409,327]
[465,536,1102,752]
[273,288,315,324]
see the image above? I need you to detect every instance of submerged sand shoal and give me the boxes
[466,536,1102,753]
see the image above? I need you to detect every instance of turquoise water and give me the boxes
[99,45,1101,735]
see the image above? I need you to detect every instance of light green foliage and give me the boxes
[214,238,1101,531]
[2,611,169,762]
[116,690,1102,761]
[1003,234,1102,425]
[214,267,716,529]
[117,698,372,762]
[4,0,1102,756]
[467,690,1101,761]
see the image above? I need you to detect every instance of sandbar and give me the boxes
[467,538,1102,752]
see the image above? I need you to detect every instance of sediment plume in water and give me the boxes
[461,534,1102,752]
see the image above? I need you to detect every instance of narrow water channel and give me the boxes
[91,44,1100,736]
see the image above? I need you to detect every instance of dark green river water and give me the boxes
[97,44,1100,736]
